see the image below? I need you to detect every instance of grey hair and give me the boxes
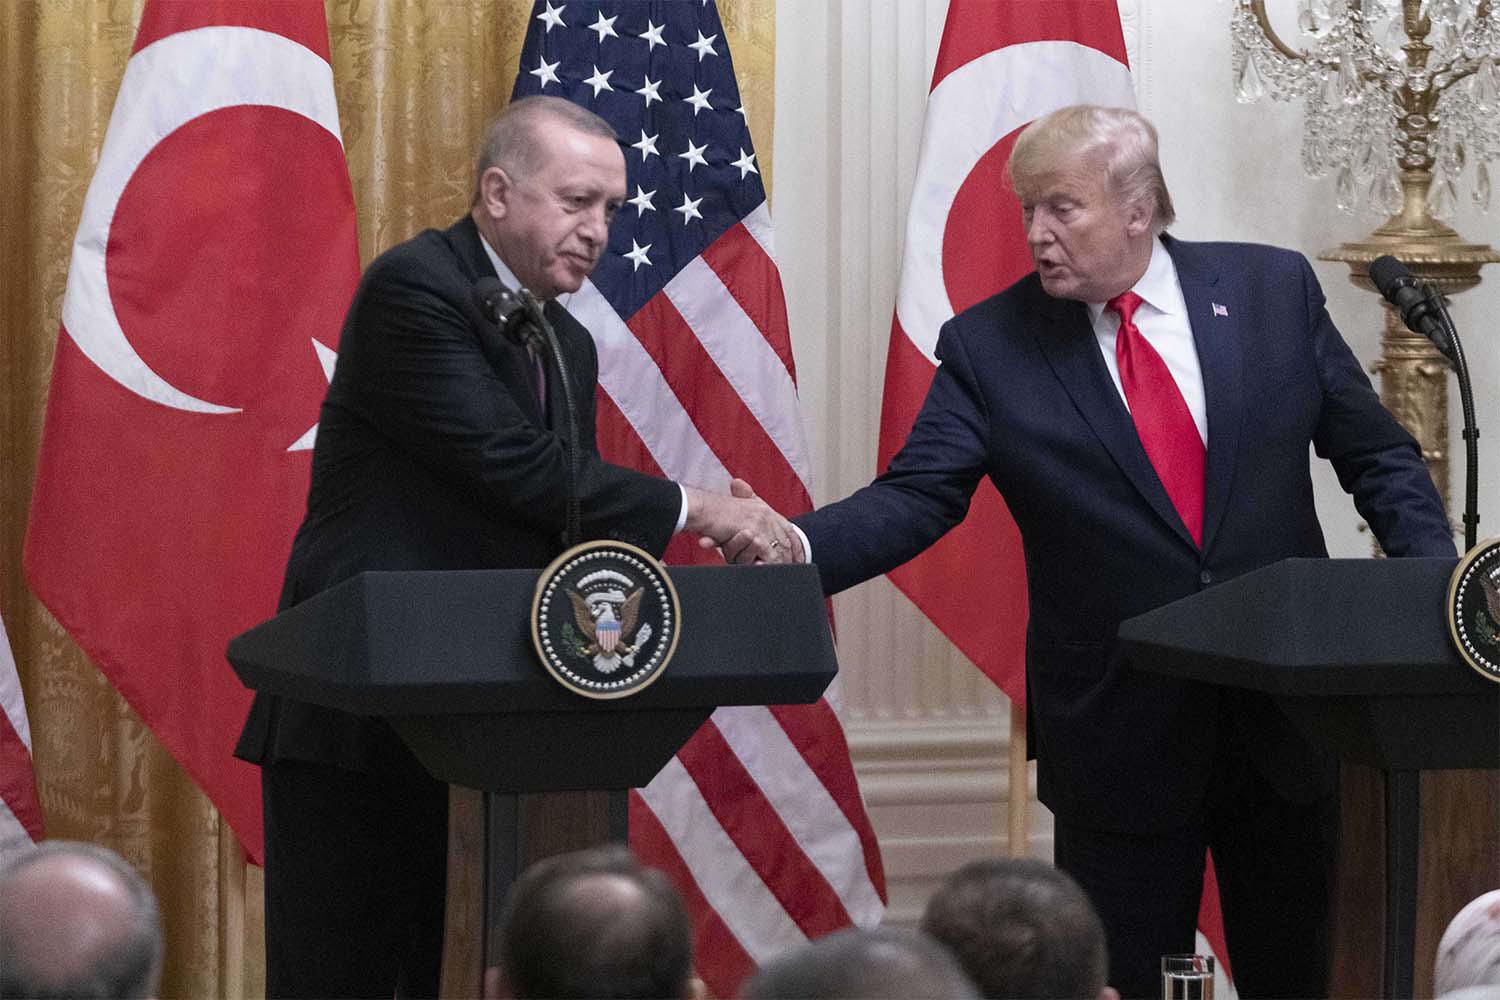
[0,840,163,1000]
[1008,104,1176,233]
[472,95,619,204]
[1434,889,1500,996]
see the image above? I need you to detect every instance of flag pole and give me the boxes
[1007,702,1028,858]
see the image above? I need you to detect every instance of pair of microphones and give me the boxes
[1368,254,1480,549]
[472,276,546,350]
[1368,255,1458,366]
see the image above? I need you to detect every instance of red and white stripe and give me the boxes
[0,611,44,861]
[581,200,886,996]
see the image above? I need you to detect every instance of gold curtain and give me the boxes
[0,2,776,995]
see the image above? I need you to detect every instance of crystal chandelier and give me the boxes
[1232,0,1500,219]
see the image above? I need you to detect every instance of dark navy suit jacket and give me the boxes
[797,236,1454,833]
[236,216,682,776]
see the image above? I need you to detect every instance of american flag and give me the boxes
[0,610,44,862]
[511,2,885,992]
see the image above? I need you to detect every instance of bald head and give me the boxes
[497,845,694,999]
[0,841,163,1000]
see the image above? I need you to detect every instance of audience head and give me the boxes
[494,844,699,1000]
[920,857,1115,1000]
[1434,889,1500,998]
[738,926,979,999]
[0,840,164,1000]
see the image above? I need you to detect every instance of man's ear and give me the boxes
[1124,196,1154,238]
[478,165,513,221]
[685,975,708,1000]
[1099,985,1121,1000]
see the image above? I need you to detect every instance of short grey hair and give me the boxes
[472,95,619,203]
[921,858,1109,999]
[739,927,980,999]
[1434,889,1500,996]
[1008,104,1176,233]
[0,840,164,1000]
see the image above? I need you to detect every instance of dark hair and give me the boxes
[739,927,979,999]
[0,840,163,1000]
[498,845,693,999]
[920,858,1108,999]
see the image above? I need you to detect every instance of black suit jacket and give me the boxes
[797,237,1455,833]
[236,216,682,775]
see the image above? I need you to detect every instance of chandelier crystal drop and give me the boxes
[1232,0,1500,218]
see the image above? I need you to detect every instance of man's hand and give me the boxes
[683,479,805,564]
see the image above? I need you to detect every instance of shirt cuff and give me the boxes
[674,484,689,534]
[791,523,811,564]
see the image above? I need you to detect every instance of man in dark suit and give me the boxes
[790,105,1455,998]
[235,96,800,999]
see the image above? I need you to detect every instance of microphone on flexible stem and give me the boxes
[472,276,539,349]
[1367,255,1457,366]
[471,277,582,547]
[1367,255,1481,550]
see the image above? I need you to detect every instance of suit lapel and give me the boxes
[449,216,547,423]
[1030,288,1196,548]
[1167,238,1242,555]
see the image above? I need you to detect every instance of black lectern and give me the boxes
[228,563,838,994]
[1118,557,1499,1000]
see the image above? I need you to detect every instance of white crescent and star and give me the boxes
[61,25,345,448]
[894,41,1135,364]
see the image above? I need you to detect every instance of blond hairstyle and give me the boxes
[1008,104,1176,233]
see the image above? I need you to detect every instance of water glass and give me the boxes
[1161,953,1214,1000]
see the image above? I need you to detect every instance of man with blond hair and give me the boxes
[791,104,1453,997]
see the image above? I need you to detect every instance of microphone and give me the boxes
[473,276,583,545]
[1368,255,1457,364]
[472,276,537,347]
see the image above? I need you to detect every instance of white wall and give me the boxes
[772,0,1500,925]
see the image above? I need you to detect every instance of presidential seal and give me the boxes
[531,540,681,699]
[1447,538,1500,684]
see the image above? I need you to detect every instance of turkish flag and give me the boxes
[878,0,1231,982]
[24,0,359,863]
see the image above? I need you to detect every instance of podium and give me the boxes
[228,563,838,993]
[1118,557,1499,999]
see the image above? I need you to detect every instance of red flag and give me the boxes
[24,0,360,863]
[0,610,44,860]
[879,0,1231,983]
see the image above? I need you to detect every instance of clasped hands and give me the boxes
[683,479,805,565]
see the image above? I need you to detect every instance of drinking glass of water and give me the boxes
[1161,953,1214,1000]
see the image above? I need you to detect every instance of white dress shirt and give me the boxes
[1086,237,1208,445]
[796,237,1209,565]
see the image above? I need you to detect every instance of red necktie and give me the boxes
[1107,290,1205,546]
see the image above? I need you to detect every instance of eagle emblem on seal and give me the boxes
[1478,572,1500,644]
[567,569,654,674]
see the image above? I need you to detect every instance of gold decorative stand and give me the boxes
[1235,2,1500,993]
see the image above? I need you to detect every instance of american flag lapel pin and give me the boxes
[1212,302,1229,317]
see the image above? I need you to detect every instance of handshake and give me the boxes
[683,479,806,565]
